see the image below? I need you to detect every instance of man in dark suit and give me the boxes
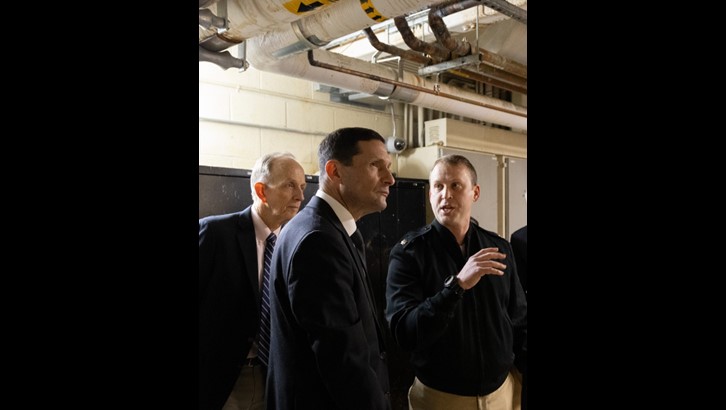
[199,152,307,410]
[510,224,527,409]
[266,127,395,409]
[510,225,527,297]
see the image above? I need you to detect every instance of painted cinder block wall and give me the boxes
[199,62,402,175]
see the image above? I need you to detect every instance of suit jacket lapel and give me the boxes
[346,229,386,350]
[237,207,261,301]
[310,198,386,346]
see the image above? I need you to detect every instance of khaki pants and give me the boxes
[222,365,266,410]
[408,369,522,410]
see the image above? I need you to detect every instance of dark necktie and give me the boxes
[351,229,366,265]
[257,232,276,367]
[351,229,386,351]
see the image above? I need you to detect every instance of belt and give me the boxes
[243,357,263,367]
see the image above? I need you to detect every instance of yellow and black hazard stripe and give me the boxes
[282,0,340,15]
[359,0,387,22]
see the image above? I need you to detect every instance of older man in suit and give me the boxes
[199,152,306,410]
[265,127,395,409]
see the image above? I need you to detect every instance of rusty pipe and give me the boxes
[199,8,226,30]
[199,0,218,8]
[394,16,450,61]
[199,46,248,70]
[478,47,527,79]
[449,68,526,95]
[429,0,482,57]
[480,0,527,25]
[364,28,432,65]
[306,50,524,118]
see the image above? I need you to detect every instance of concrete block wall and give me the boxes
[199,62,402,175]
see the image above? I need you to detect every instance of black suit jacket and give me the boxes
[510,225,527,296]
[266,196,391,409]
[199,207,262,410]
[510,225,528,409]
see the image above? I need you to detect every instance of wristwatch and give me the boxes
[444,275,465,297]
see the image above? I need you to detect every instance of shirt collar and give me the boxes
[251,205,281,242]
[315,190,357,236]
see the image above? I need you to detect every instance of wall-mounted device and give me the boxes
[386,103,406,154]
[386,136,406,153]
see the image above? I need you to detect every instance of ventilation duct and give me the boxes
[198,0,340,45]
[200,0,528,131]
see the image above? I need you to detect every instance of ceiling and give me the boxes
[324,3,526,85]
[198,0,527,131]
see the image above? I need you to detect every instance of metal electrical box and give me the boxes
[424,118,527,158]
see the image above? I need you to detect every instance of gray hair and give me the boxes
[250,152,297,202]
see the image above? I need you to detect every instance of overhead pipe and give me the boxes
[199,8,226,30]
[426,0,528,91]
[479,0,527,25]
[200,0,335,67]
[478,48,527,79]
[396,14,526,93]
[199,46,248,70]
[240,0,527,129]
[431,48,527,93]
[363,27,432,65]
[199,0,219,8]
[250,0,455,61]
[449,67,526,95]
[394,9,526,85]
[305,50,525,126]
[200,33,240,52]
[429,0,481,57]
[245,33,526,129]
[198,0,342,46]
[198,0,249,71]
[200,0,440,59]
[394,16,450,62]
[365,23,526,94]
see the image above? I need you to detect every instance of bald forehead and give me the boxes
[268,157,303,180]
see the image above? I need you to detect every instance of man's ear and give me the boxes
[473,184,481,201]
[254,182,267,203]
[324,160,341,181]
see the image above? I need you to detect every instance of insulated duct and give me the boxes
[200,0,527,132]
[199,0,345,45]
[244,0,527,130]
[246,41,526,130]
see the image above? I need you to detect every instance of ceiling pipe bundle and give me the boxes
[198,0,341,44]
[204,0,528,130]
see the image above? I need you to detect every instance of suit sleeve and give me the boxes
[503,239,527,374]
[288,231,388,410]
[199,218,216,300]
[510,230,527,292]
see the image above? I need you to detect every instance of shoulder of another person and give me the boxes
[398,225,432,249]
[512,225,527,237]
[200,210,245,227]
[473,224,506,242]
